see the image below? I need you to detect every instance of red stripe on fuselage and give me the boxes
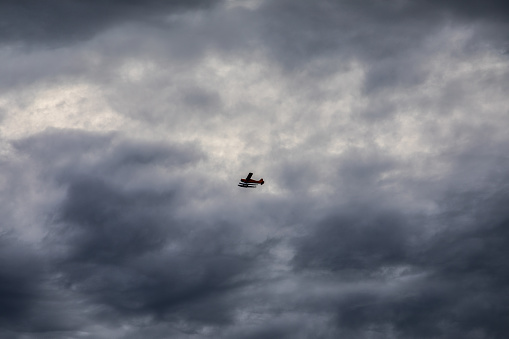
[241,179,262,184]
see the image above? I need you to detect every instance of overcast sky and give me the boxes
[1,1,509,338]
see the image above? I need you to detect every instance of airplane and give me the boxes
[238,172,264,188]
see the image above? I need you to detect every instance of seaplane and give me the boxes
[238,172,264,188]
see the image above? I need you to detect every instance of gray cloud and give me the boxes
[0,0,221,46]
[289,166,509,338]
[293,207,413,272]
[0,237,44,331]
[253,0,509,95]
[4,128,268,335]
[416,0,509,22]
[2,1,509,338]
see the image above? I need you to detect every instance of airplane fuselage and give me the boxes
[240,178,264,185]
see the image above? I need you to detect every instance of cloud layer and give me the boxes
[1,0,509,338]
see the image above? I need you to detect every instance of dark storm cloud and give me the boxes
[0,0,221,45]
[258,0,436,62]
[2,1,509,338]
[234,321,304,339]
[291,169,509,338]
[335,0,509,23]
[330,201,509,338]
[53,175,251,323]
[415,0,509,22]
[0,234,81,338]
[56,177,176,264]
[253,0,509,95]
[5,128,267,335]
[54,177,254,323]
[293,207,412,273]
[0,237,44,331]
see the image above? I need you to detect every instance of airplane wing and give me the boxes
[245,172,253,181]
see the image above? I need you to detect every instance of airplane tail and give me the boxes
[260,179,264,185]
